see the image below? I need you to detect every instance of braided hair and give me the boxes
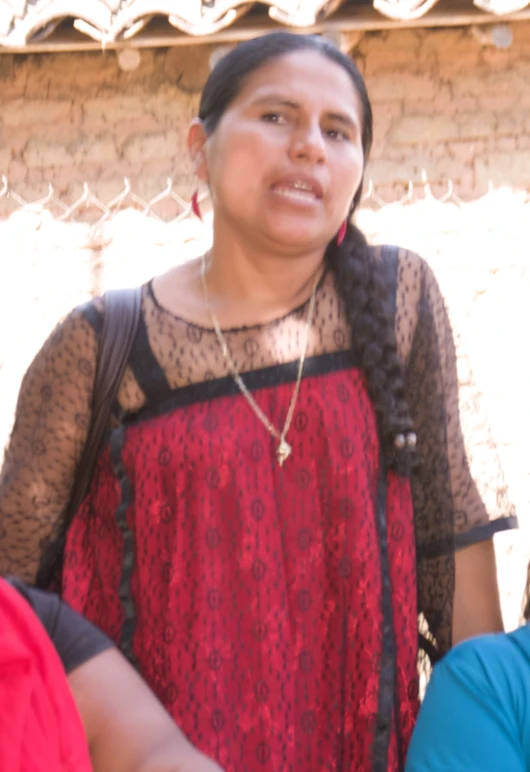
[199,32,415,474]
[324,222,415,475]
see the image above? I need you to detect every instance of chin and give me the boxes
[273,235,320,253]
[265,224,326,252]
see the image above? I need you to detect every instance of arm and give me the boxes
[453,539,503,644]
[0,308,97,582]
[397,251,515,653]
[10,580,223,772]
[68,648,224,772]
[406,635,526,771]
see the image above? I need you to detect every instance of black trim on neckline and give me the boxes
[124,349,359,428]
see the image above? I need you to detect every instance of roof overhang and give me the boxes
[1,1,529,54]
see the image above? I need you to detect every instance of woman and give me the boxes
[0,577,221,772]
[0,32,516,771]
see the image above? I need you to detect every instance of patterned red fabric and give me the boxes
[63,365,418,771]
[0,579,92,772]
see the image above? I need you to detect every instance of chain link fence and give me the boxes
[3,173,527,224]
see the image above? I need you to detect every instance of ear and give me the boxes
[187,119,209,183]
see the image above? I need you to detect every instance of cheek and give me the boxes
[330,145,365,201]
[209,133,270,206]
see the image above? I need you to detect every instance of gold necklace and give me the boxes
[200,255,318,467]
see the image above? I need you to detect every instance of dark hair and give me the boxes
[199,32,415,474]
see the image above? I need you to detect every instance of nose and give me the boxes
[289,121,327,165]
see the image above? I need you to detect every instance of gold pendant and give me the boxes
[277,439,292,466]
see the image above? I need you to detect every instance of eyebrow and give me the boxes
[251,95,359,129]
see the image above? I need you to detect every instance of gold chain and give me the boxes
[200,254,318,466]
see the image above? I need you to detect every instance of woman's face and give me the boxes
[191,49,366,253]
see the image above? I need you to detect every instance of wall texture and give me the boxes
[1,23,530,204]
[360,23,530,196]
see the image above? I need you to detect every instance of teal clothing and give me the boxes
[406,625,530,771]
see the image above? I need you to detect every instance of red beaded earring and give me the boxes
[191,189,202,221]
[337,219,347,246]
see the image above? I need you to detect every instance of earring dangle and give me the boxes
[191,189,203,221]
[337,219,347,246]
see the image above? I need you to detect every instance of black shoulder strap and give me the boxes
[36,286,142,589]
[90,287,143,429]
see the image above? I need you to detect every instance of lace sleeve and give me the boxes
[396,251,517,655]
[0,308,98,583]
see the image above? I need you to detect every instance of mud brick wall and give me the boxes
[1,23,530,202]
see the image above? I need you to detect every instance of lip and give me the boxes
[270,172,324,200]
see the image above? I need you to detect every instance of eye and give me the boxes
[325,128,349,142]
[261,112,287,124]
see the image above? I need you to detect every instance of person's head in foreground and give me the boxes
[0,577,222,772]
[405,562,530,772]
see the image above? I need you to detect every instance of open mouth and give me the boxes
[271,180,321,204]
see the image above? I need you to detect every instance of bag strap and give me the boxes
[35,286,142,588]
[67,287,142,516]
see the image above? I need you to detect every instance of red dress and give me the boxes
[62,352,419,771]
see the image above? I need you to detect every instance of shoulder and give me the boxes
[4,576,61,639]
[444,626,530,670]
[24,302,102,384]
[47,283,146,351]
[369,246,433,360]
[42,299,103,351]
[436,627,530,704]
[79,284,146,333]
[371,244,425,269]
[75,295,104,335]
[5,577,113,674]
[370,244,432,298]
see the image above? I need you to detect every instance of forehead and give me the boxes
[232,49,363,116]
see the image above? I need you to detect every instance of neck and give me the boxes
[204,217,326,325]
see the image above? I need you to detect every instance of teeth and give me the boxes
[274,188,317,203]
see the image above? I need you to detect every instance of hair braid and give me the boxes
[325,222,416,476]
